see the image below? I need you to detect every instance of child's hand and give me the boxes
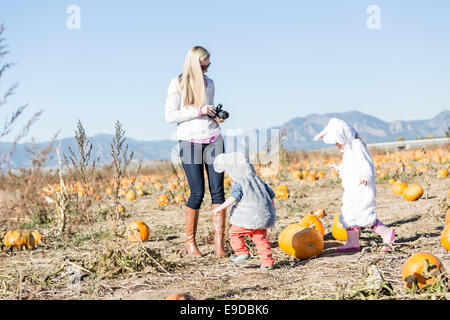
[359,179,368,186]
[213,208,220,215]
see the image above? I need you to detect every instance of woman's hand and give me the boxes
[201,105,216,117]
[214,117,225,123]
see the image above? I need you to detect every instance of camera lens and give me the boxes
[220,111,229,119]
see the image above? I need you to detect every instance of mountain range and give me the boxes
[0,110,448,168]
[275,110,450,151]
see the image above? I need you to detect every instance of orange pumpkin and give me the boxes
[392,181,407,195]
[291,170,302,180]
[401,252,444,289]
[31,230,43,245]
[224,177,233,187]
[136,187,145,196]
[403,184,423,201]
[445,209,450,226]
[388,178,396,185]
[153,182,163,191]
[164,293,196,300]
[330,170,339,178]
[310,208,325,219]
[105,186,113,195]
[441,224,450,251]
[316,171,326,179]
[331,213,361,241]
[436,168,448,179]
[77,188,85,197]
[158,194,170,206]
[278,224,323,259]
[174,194,185,204]
[3,230,35,250]
[167,181,177,191]
[274,185,289,199]
[299,215,324,237]
[126,220,150,243]
[125,189,137,201]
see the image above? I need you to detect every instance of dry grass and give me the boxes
[0,152,448,300]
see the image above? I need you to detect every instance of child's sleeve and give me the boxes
[353,140,374,182]
[263,182,276,199]
[230,182,243,202]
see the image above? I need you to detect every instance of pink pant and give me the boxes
[229,225,274,267]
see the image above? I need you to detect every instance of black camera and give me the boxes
[213,104,229,120]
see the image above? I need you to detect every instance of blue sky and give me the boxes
[0,0,449,143]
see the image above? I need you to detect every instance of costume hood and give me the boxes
[213,151,256,182]
[313,117,357,148]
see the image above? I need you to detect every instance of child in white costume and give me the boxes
[314,118,395,252]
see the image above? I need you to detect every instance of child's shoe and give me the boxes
[260,264,274,270]
[372,219,395,252]
[229,254,250,264]
[336,227,361,252]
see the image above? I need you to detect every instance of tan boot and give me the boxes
[211,204,228,258]
[185,207,203,258]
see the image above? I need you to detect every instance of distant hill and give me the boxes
[0,110,448,168]
[276,110,450,150]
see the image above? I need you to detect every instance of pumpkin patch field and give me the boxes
[0,144,449,300]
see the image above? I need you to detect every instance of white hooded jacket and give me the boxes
[213,152,276,229]
[314,118,377,229]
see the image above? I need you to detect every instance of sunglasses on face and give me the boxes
[201,62,211,70]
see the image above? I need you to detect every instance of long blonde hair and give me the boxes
[355,132,367,147]
[178,46,210,108]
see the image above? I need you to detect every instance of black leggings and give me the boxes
[179,135,225,210]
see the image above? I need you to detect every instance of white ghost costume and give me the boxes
[314,118,377,229]
[213,152,276,230]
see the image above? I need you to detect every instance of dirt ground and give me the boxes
[0,173,449,300]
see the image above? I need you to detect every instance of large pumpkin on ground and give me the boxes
[392,181,407,195]
[331,213,361,241]
[299,215,324,237]
[278,224,323,259]
[3,230,35,250]
[126,220,150,243]
[441,224,450,251]
[401,252,444,289]
[403,184,423,201]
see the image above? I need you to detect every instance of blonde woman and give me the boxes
[165,46,227,258]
